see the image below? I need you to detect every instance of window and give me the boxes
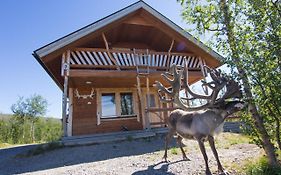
[146,94,156,107]
[120,93,134,115]
[101,93,116,118]
[100,92,135,119]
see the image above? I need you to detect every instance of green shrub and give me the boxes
[0,114,62,146]
[245,156,281,175]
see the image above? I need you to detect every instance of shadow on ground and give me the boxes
[0,135,177,174]
[132,160,188,175]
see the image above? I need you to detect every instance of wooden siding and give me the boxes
[72,88,143,136]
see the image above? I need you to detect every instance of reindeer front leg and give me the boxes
[196,136,212,175]
[208,135,229,175]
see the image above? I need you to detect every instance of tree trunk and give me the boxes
[219,0,278,166]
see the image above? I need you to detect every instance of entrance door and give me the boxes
[146,93,165,128]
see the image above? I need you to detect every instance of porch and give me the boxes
[62,127,168,146]
[62,48,206,137]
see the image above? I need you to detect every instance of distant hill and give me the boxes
[0,113,60,122]
[0,113,13,121]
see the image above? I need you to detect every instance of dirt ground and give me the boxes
[0,133,263,175]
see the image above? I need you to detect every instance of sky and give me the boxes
[0,0,191,118]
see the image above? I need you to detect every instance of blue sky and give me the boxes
[0,0,190,118]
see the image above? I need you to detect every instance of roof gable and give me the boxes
[34,1,223,62]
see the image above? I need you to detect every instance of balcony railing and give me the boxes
[69,48,205,70]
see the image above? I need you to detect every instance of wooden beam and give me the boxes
[102,33,109,50]
[102,33,120,70]
[136,76,146,129]
[62,50,70,137]
[145,76,151,129]
[69,69,202,78]
[166,39,175,70]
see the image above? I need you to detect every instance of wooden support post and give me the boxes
[136,76,147,129]
[102,33,120,70]
[67,88,73,137]
[62,50,70,137]
[199,57,209,95]
[166,39,174,71]
[146,76,151,129]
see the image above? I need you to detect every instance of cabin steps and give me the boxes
[61,128,168,146]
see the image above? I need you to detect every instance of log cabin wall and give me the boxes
[72,87,143,136]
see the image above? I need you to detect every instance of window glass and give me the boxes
[120,93,134,115]
[101,93,116,117]
[147,94,156,107]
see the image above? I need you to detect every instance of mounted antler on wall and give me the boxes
[74,88,95,99]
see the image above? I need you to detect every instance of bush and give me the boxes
[0,115,62,146]
[245,156,281,175]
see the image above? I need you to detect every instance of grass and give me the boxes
[215,132,250,149]
[0,142,16,148]
[245,156,281,175]
[170,147,178,155]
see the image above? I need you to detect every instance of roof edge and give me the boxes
[32,52,63,90]
[34,0,224,62]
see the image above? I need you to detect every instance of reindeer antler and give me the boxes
[155,62,242,111]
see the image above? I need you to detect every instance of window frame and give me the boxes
[97,89,138,124]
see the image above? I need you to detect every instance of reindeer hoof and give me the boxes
[206,170,212,175]
[162,157,169,163]
[183,156,191,161]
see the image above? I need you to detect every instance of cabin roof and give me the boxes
[33,1,224,89]
[34,1,223,61]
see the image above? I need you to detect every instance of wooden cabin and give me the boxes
[33,1,222,137]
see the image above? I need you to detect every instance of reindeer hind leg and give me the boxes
[176,136,190,161]
[163,129,175,162]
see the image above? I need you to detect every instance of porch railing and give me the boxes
[69,48,205,70]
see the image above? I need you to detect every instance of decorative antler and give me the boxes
[74,88,95,99]
[155,62,242,111]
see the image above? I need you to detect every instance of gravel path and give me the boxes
[0,133,262,175]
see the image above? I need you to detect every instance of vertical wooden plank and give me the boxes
[146,77,151,129]
[96,89,101,125]
[199,57,209,95]
[61,53,65,76]
[62,50,70,137]
[67,88,73,137]
[136,76,146,129]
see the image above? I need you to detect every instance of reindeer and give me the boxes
[155,64,245,175]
